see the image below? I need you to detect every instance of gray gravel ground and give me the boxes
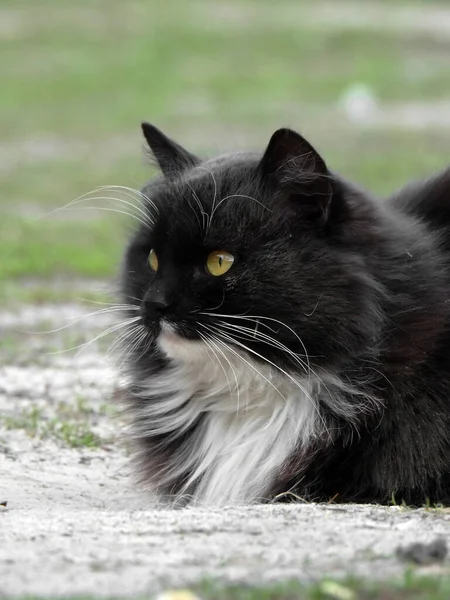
[1,304,450,597]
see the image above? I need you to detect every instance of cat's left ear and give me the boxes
[141,122,200,176]
[259,128,333,224]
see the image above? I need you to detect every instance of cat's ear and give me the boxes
[141,122,199,176]
[259,128,333,224]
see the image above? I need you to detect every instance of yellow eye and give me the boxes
[148,249,158,272]
[206,250,234,276]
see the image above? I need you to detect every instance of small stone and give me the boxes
[155,591,201,600]
[319,581,355,600]
[339,83,378,123]
[397,537,447,565]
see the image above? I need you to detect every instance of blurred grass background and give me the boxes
[1,0,449,302]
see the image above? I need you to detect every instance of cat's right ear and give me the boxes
[141,122,199,176]
[259,128,334,225]
[259,127,329,182]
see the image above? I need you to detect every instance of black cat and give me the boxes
[118,122,450,506]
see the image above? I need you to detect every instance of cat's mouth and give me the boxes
[159,319,179,340]
[157,319,206,362]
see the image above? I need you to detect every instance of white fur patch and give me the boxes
[132,329,323,506]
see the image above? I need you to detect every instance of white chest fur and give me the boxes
[134,332,322,505]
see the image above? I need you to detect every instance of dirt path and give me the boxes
[2,439,450,597]
[1,303,450,596]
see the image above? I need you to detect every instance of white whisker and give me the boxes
[195,165,217,234]
[62,194,154,226]
[210,193,271,228]
[215,319,309,376]
[116,325,149,371]
[199,323,288,403]
[46,316,141,356]
[43,188,155,229]
[204,323,329,435]
[186,181,208,234]
[19,305,139,335]
[108,322,145,360]
[200,311,311,375]
[199,331,241,413]
[96,184,160,215]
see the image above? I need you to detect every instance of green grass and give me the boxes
[1,0,449,295]
[2,1,450,140]
[4,574,450,599]
[192,575,450,599]
[0,215,124,280]
[2,399,109,448]
[195,574,450,599]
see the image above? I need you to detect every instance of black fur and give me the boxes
[119,123,450,505]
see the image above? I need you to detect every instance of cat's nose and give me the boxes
[146,299,170,314]
[143,289,173,316]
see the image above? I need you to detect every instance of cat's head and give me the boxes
[120,124,381,374]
